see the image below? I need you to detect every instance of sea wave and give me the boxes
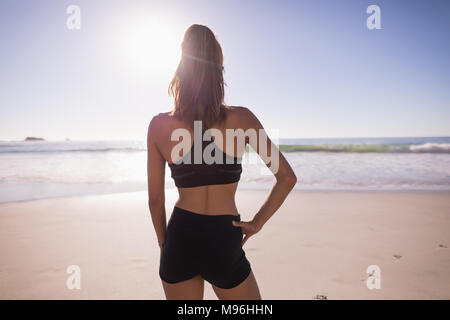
[2,140,450,154]
[279,143,450,153]
[1,145,450,202]
[0,147,146,153]
[409,143,450,153]
[0,141,146,154]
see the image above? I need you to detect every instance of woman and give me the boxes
[147,24,297,300]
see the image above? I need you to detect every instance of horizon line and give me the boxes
[1,135,450,142]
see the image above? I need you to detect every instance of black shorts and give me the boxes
[159,206,252,289]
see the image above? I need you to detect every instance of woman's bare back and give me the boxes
[151,106,251,215]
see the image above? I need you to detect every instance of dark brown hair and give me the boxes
[168,24,227,130]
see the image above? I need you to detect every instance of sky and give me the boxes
[0,0,449,140]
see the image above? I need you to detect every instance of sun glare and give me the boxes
[118,16,181,79]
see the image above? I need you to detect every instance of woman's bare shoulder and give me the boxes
[149,110,180,125]
[147,110,180,136]
[152,110,174,120]
[225,105,248,113]
[224,105,261,128]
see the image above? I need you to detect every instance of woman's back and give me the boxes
[150,105,251,215]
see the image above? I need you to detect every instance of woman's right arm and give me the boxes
[232,107,297,244]
[147,115,167,249]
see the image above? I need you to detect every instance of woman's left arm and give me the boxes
[147,116,167,249]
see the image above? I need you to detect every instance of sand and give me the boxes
[0,189,449,299]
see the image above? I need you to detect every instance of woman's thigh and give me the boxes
[162,275,205,300]
[212,271,261,300]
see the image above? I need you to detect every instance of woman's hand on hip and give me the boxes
[232,220,261,246]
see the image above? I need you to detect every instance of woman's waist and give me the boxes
[174,198,238,216]
[174,201,239,216]
[175,184,238,215]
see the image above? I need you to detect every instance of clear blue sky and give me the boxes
[1,0,449,140]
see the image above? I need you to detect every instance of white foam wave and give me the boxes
[409,143,450,153]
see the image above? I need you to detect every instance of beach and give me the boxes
[1,189,449,300]
[2,0,450,303]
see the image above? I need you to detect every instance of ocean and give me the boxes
[1,137,450,203]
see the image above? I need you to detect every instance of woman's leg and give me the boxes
[211,271,261,300]
[162,274,205,300]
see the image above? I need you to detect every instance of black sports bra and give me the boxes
[168,136,243,188]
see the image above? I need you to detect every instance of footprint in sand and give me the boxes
[312,294,328,300]
[393,254,402,262]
